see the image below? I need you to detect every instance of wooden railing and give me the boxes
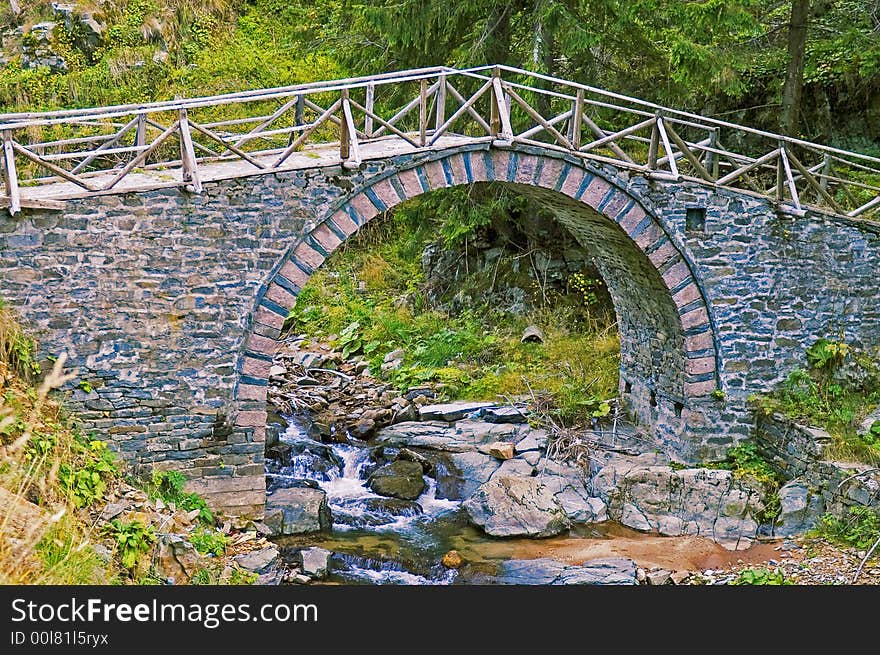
[2,64,879,221]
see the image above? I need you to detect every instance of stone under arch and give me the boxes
[237,144,720,459]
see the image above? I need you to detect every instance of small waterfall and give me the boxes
[331,552,457,585]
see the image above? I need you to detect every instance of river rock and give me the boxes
[463,475,571,537]
[492,458,535,478]
[514,430,548,453]
[773,480,826,537]
[264,487,332,535]
[367,460,426,500]
[646,569,672,586]
[441,550,464,568]
[360,497,424,517]
[602,465,763,550]
[556,489,607,524]
[445,451,502,499]
[418,401,496,422]
[396,447,433,473]
[299,547,332,579]
[482,406,528,423]
[495,557,637,585]
[483,441,515,460]
[233,546,280,574]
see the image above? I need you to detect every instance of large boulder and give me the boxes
[299,547,332,579]
[463,475,571,537]
[367,460,426,500]
[443,451,502,499]
[774,480,826,537]
[418,401,496,421]
[264,487,332,535]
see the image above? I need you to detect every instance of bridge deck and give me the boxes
[12,135,482,205]
[2,65,879,220]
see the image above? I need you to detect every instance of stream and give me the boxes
[265,419,780,585]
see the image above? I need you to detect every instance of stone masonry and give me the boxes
[2,141,880,518]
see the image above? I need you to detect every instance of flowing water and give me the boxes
[267,422,779,584]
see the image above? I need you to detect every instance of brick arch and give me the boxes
[235,144,720,444]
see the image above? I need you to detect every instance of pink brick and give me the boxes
[246,333,278,357]
[293,241,325,271]
[673,283,702,308]
[469,153,488,182]
[686,356,716,376]
[681,306,710,331]
[330,210,359,238]
[235,410,267,428]
[647,240,678,269]
[252,425,266,443]
[514,155,538,184]
[397,168,424,199]
[265,283,297,310]
[603,192,630,218]
[491,150,511,180]
[559,168,587,198]
[349,193,381,223]
[581,180,613,208]
[237,383,268,402]
[684,331,714,353]
[424,160,448,190]
[240,356,271,379]
[279,260,310,290]
[685,380,716,397]
[371,178,402,209]
[538,158,564,190]
[618,204,647,233]
[253,306,285,331]
[312,222,343,255]
[633,222,663,250]
[662,261,690,290]
[447,154,467,185]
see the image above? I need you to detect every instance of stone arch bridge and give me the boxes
[2,66,879,517]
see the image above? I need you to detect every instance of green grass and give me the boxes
[287,192,620,425]
[812,506,880,551]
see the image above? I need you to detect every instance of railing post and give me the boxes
[490,66,513,141]
[340,89,351,161]
[419,79,428,147]
[135,113,147,149]
[647,112,660,170]
[776,141,786,202]
[364,82,375,139]
[435,74,447,134]
[2,130,21,215]
[178,104,202,194]
[707,127,719,179]
[818,152,832,195]
[570,88,584,150]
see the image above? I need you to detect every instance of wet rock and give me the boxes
[264,487,332,535]
[441,550,464,569]
[774,480,826,537]
[266,442,293,463]
[446,451,502,499]
[396,447,433,473]
[483,441,515,460]
[463,475,571,537]
[360,497,424,517]
[299,547,332,579]
[418,401,496,422]
[495,557,637,585]
[367,460,426,500]
[233,546,280,574]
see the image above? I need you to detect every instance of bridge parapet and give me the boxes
[2,65,879,223]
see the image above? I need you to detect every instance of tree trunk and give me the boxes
[780,0,810,136]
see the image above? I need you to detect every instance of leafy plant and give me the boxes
[730,567,790,585]
[815,506,880,550]
[58,435,120,508]
[103,519,156,570]
[189,528,230,556]
[143,470,214,524]
[713,441,782,524]
[336,321,363,359]
[805,338,849,371]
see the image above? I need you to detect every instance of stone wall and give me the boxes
[3,142,880,517]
